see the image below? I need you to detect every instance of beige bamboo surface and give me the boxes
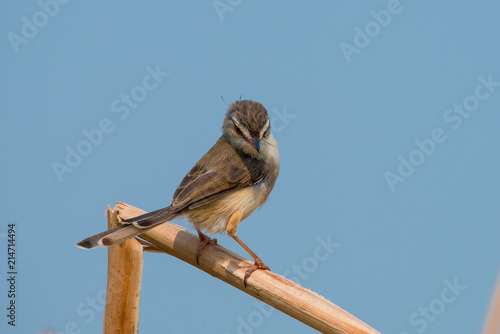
[481,271,500,334]
[102,205,143,334]
[100,202,380,334]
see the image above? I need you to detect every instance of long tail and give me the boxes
[76,207,178,249]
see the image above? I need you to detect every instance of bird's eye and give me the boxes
[233,124,243,136]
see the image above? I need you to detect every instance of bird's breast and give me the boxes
[183,181,271,236]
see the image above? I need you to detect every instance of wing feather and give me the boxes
[171,137,263,211]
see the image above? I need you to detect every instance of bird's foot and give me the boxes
[196,232,217,265]
[244,258,270,287]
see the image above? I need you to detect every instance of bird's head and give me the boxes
[222,100,272,158]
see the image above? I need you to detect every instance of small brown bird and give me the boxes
[77,100,280,285]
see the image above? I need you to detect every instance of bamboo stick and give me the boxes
[482,271,500,334]
[102,205,143,334]
[112,202,380,334]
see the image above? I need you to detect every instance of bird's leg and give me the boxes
[226,208,270,286]
[232,235,270,287]
[196,229,217,265]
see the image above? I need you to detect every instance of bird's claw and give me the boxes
[196,233,217,265]
[243,258,270,287]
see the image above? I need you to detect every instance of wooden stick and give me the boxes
[113,202,380,334]
[482,271,500,334]
[102,205,143,334]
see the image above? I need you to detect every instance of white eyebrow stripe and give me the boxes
[259,118,270,138]
[231,116,251,139]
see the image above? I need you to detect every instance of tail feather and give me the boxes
[76,207,178,249]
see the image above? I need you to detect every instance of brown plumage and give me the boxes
[76,100,280,285]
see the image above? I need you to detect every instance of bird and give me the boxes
[76,100,280,286]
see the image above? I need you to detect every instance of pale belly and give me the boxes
[183,181,270,235]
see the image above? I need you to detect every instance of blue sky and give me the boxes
[1,1,499,333]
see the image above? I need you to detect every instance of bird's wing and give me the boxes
[171,137,264,211]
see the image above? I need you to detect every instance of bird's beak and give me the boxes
[251,138,261,153]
